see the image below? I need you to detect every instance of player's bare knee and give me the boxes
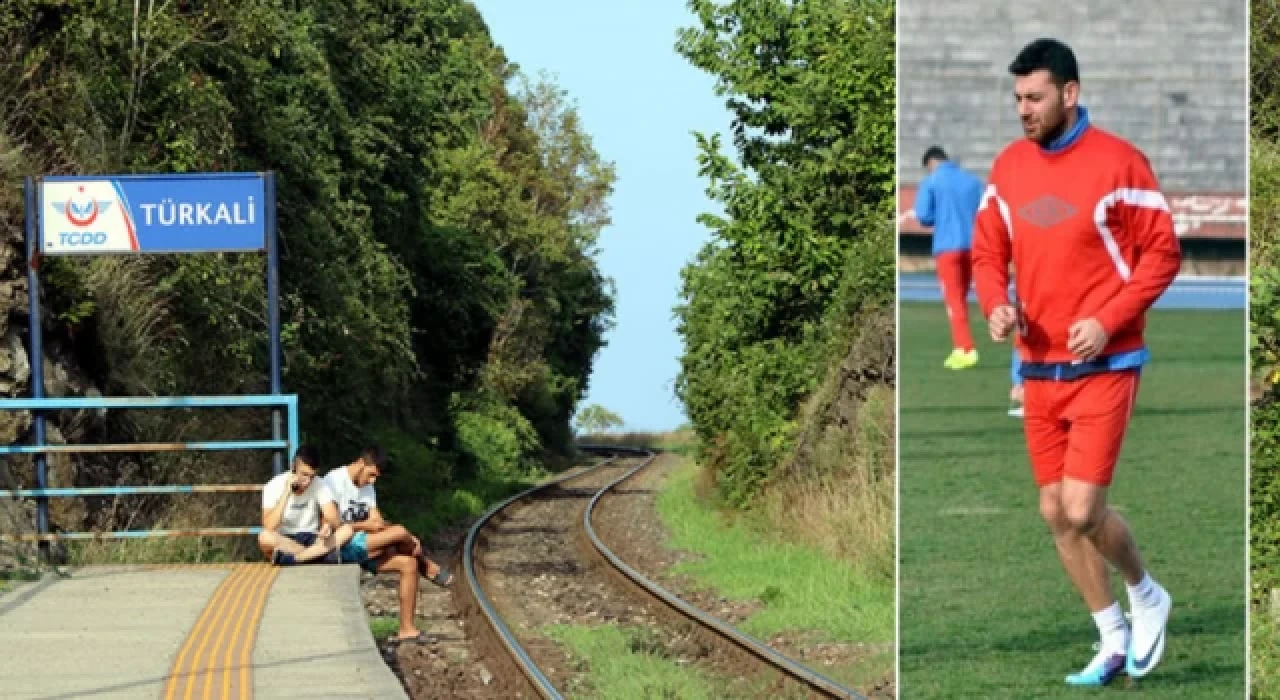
[1038,491,1068,531]
[1063,500,1102,535]
[257,531,274,550]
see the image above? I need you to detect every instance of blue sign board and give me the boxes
[39,173,267,255]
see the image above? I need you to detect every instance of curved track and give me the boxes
[461,445,866,699]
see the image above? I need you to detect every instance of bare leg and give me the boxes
[1041,484,1115,612]
[377,554,422,639]
[258,531,304,560]
[294,524,356,563]
[1062,478,1145,585]
[362,525,413,555]
[362,526,451,585]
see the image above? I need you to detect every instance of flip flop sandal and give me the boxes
[429,567,454,588]
[387,631,430,646]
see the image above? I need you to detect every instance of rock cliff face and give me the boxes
[0,224,105,555]
[783,309,895,480]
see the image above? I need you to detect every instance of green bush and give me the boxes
[673,0,895,504]
[0,0,614,545]
[1254,3,1280,694]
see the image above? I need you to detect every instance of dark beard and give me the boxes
[1037,106,1071,148]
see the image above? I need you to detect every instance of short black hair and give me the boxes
[1008,38,1079,87]
[293,444,320,468]
[360,446,389,470]
[921,146,948,167]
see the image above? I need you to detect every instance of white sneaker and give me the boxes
[1065,642,1127,686]
[1126,584,1172,678]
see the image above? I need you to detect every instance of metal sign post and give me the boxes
[7,171,291,556]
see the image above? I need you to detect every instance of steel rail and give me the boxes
[461,456,621,699]
[578,444,866,700]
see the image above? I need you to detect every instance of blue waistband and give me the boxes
[1018,348,1148,381]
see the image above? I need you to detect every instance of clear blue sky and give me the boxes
[471,1,732,432]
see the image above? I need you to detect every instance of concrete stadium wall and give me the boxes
[898,1,1246,193]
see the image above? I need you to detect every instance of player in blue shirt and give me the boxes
[914,146,985,369]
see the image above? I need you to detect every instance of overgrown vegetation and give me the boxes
[1253,1,1280,696]
[671,0,895,575]
[0,0,614,556]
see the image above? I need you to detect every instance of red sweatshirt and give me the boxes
[971,126,1182,364]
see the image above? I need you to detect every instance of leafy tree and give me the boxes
[574,404,625,435]
[673,0,895,504]
[0,0,616,536]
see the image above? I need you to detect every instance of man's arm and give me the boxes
[315,482,341,531]
[1090,155,1182,336]
[970,181,1014,315]
[341,503,389,532]
[970,164,1020,342]
[913,177,936,227]
[261,476,292,532]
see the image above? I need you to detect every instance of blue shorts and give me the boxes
[285,531,318,547]
[339,531,380,573]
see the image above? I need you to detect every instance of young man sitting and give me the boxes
[258,445,353,566]
[324,446,454,644]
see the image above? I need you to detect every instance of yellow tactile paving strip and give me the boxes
[162,563,281,700]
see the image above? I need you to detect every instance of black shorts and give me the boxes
[285,531,318,547]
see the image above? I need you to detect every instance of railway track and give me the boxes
[460,445,866,699]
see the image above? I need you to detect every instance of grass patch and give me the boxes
[368,615,400,643]
[762,382,895,581]
[1256,607,1280,698]
[67,533,248,566]
[900,304,1245,697]
[545,623,741,699]
[659,461,893,643]
[656,459,893,690]
[0,566,43,594]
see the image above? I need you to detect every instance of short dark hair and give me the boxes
[293,444,320,468]
[1008,38,1079,87]
[360,446,389,470]
[921,146,948,167]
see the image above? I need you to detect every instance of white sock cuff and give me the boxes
[1091,602,1126,628]
[1127,572,1155,595]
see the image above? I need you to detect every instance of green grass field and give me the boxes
[900,303,1246,698]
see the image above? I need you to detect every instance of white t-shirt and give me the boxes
[324,466,378,524]
[261,472,335,535]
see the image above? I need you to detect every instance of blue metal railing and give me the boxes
[0,394,299,543]
[7,172,289,556]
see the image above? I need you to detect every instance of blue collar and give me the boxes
[1042,106,1090,153]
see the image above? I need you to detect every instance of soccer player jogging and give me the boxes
[971,39,1180,686]
[913,146,985,370]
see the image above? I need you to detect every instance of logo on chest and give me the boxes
[343,501,371,522]
[1017,195,1078,228]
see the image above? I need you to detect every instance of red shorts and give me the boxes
[1022,369,1140,487]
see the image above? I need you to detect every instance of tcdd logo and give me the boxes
[58,232,108,246]
[50,185,113,228]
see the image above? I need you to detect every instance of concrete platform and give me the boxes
[0,564,406,700]
[254,566,407,700]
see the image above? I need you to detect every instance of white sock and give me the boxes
[1092,602,1129,654]
[1126,572,1161,609]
